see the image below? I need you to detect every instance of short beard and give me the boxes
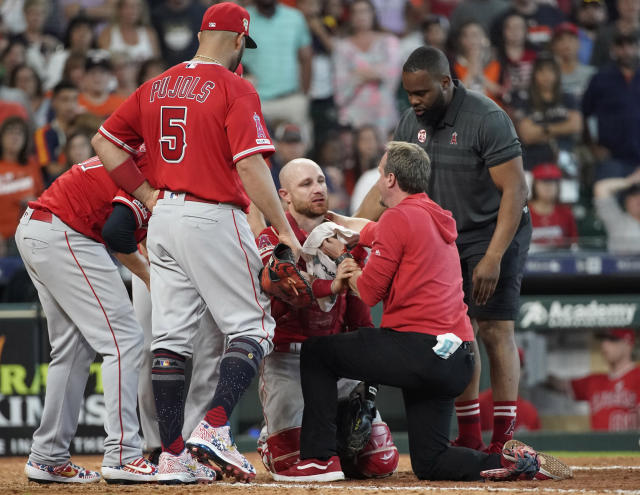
[293,201,328,219]
[416,90,447,128]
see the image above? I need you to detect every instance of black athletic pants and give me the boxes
[299,328,502,480]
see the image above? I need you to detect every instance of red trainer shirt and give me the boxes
[356,193,474,340]
[256,213,372,346]
[99,61,275,209]
[571,365,640,431]
[30,155,149,245]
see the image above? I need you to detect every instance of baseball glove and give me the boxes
[336,382,378,470]
[259,243,314,308]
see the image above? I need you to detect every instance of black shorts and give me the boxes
[458,213,531,321]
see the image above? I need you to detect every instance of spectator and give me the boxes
[350,125,384,214]
[491,0,565,53]
[34,81,79,186]
[400,15,450,71]
[528,162,578,250]
[593,169,640,254]
[60,52,86,89]
[297,0,339,147]
[150,0,206,67]
[332,0,401,136]
[243,0,313,139]
[370,0,409,36]
[1,38,27,84]
[63,130,94,169]
[47,15,96,91]
[137,57,166,85]
[17,0,63,90]
[551,22,596,101]
[574,0,608,65]
[496,12,536,106]
[582,30,640,180]
[8,64,49,128]
[479,348,541,432]
[269,122,309,190]
[78,49,125,119]
[548,328,640,431]
[0,116,42,252]
[98,0,160,63]
[451,21,502,99]
[590,0,640,67]
[61,0,116,26]
[450,0,510,35]
[511,56,582,171]
[111,52,138,97]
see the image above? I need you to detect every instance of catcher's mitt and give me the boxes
[259,243,314,308]
[336,382,378,471]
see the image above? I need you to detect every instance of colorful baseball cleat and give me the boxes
[272,456,346,482]
[480,445,540,481]
[194,459,220,483]
[186,421,256,483]
[25,460,101,484]
[156,449,198,485]
[502,440,573,480]
[102,456,157,483]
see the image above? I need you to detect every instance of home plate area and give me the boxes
[3,453,640,494]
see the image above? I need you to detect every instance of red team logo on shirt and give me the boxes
[254,112,270,145]
[417,129,426,143]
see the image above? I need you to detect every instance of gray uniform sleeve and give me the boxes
[477,110,522,168]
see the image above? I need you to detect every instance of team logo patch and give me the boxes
[417,129,427,143]
[208,22,216,27]
[253,112,267,140]
[159,359,171,367]
[450,131,458,145]
[243,18,249,32]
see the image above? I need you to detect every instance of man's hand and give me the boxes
[141,187,160,212]
[321,237,345,259]
[277,232,302,261]
[472,252,501,305]
[325,211,371,233]
[331,258,360,294]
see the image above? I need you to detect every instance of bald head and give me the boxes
[279,158,324,190]
[278,158,328,219]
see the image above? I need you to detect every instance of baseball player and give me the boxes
[255,158,399,479]
[17,154,157,484]
[133,271,224,470]
[91,1,301,484]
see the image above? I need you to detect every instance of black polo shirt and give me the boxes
[394,81,522,245]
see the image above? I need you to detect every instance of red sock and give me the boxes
[491,401,517,448]
[204,405,228,427]
[454,400,484,450]
[163,436,185,456]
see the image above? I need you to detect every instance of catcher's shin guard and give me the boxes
[258,427,301,475]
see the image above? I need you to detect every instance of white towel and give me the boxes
[302,222,359,312]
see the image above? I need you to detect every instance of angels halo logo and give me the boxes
[417,129,427,143]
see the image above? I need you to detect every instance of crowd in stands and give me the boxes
[1,0,640,278]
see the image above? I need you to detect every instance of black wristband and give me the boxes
[334,252,353,265]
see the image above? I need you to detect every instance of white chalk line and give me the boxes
[218,482,640,495]
[571,466,640,471]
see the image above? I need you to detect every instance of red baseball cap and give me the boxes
[200,2,257,49]
[532,163,562,180]
[553,22,579,38]
[598,328,636,346]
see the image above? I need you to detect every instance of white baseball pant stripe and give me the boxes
[132,275,225,450]
[15,209,144,467]
[147,196,275,358]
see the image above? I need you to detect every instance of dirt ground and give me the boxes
[3,452,640,495]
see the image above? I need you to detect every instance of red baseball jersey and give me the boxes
[478,389,541,432]
[529,203,578,249]
[29,155,150,245]
[99,61,275,209]
[256,213,372,346]
[571,365,640,431]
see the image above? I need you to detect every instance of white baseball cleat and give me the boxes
[156,448,198,485]
[187,420,256,483]
[102,456,158,483]
[25,460,101,484]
